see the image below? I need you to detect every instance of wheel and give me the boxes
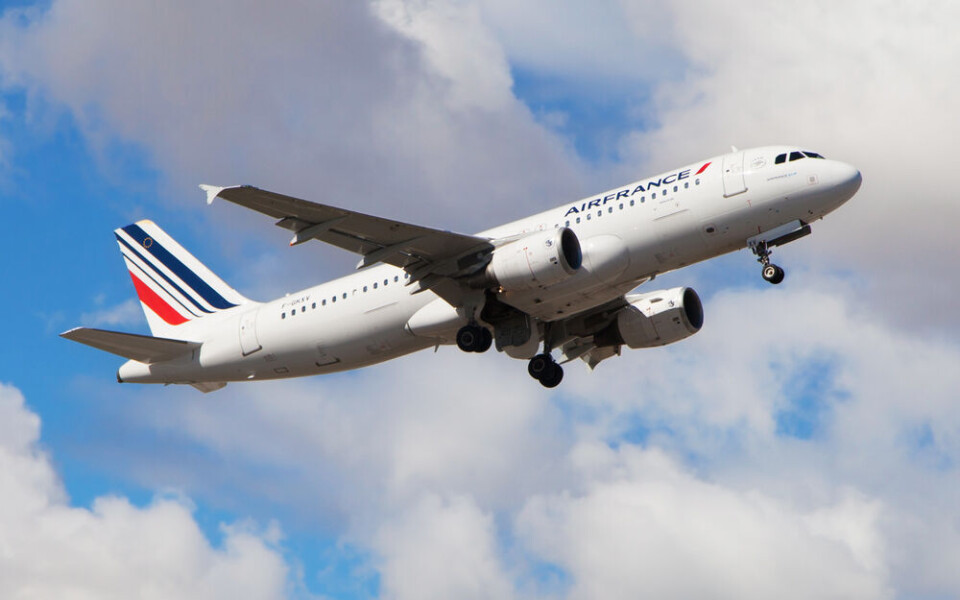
[539,362,564,388]
[476,327,493,353]
[528,353,552,379]
[456,325,480,352]
[762,264,785,285]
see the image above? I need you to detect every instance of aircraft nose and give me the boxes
[830,160,862,199]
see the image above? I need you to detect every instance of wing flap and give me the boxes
[61,327,200,364]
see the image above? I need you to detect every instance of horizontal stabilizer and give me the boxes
[60,327,199,364]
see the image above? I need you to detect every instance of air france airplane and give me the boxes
[62,146,861,390]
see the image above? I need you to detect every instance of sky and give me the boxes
[0,0,958,598]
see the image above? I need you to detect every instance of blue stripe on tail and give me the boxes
[121,224,238,310]
[116,234,211,316]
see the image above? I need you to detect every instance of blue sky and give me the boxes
[2,1,960,598]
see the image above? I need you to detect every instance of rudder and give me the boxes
[115,220,250,337]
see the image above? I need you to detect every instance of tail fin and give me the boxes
[115,220,250,337]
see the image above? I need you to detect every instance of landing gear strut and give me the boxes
[751,241,785,285]
[456,323,492,353]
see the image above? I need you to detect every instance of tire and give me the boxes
[528,353,551,379]
[476,327,493,353]
[762,264,785,284]
[539,362,564,388]
[456,326,479,352]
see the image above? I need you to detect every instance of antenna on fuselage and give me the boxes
[730,145,738,152]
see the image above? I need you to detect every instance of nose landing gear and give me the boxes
[751,241,785,285]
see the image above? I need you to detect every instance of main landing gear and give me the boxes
[751,241,785,285]
[456,323,492,353]
[456,320,564,388]
[526,322,563,388]
[528,353,563,388]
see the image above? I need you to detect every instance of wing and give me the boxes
[202,185,493,297]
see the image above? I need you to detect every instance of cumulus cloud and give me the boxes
[0,382,290,599]
[517,444,889,600]
[374,494,515,600]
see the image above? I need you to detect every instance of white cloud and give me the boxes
[516,444,890,600]
[374,494,515,600]
[0,382,291,599]
[79,297,142,328]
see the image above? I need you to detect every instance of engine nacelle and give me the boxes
[595,287,704,349]
[485,228,582,291]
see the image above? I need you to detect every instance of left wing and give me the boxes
[202,185,493,296]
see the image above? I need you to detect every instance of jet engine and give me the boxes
[595,287,703,349]
[482,227,582,291]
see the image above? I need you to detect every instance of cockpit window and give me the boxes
[775,153,787,164]
[789,151,804,162]
[802,151,825,159]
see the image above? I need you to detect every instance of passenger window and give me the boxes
[322,299,326,306]
[652,192,657,199]
[373,282,378,289]
[342,293,347,299]
[608,207,613,213]
[695,179,700,185]
[684,182,689,189]
[332,296,336,303]
[775,153,787,164]
[395,276,400,282]
[384,279,389,286]
[641,196,645,203]
[587,214,592,220]
[619,203,623,210]
[629,200,634,207]
[363,286,368,292]
[576,217,581,223]
[597,210,602,217]
[281,313,286,319]
[789,151,804,161]
[301,306,306,313]
[673,185,678,192]
[312,302,316,309]
[565,220,570,227]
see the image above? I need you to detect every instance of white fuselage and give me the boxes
[119,146,862,385]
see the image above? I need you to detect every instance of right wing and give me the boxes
[202,185,495,296]
[60,327,199,364]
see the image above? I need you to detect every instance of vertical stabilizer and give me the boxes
[114,220,250,337]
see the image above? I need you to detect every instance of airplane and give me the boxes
[62,146,862,391]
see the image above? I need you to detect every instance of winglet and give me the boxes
[199,184,227,205]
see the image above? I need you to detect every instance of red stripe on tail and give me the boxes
[129,272,188,325]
